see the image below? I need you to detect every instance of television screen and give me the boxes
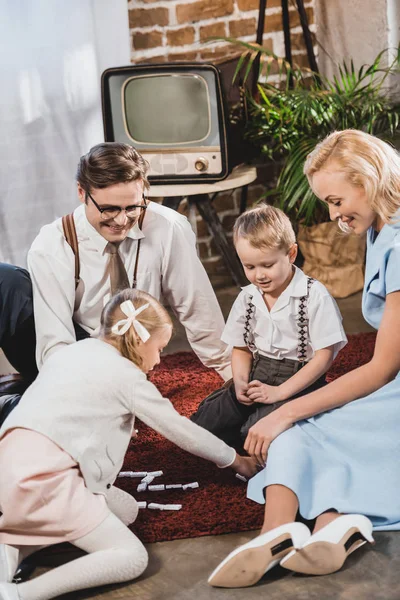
[124,75,210,145]
[101,63,230,184]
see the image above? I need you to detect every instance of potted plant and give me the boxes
[226,41,400,297]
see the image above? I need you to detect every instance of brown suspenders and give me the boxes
[61,214,80,289]
[61,210,145,290]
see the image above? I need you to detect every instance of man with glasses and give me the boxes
[0,142,232,423]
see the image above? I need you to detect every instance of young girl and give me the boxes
[0,288,256,600]
[191,204,347,446]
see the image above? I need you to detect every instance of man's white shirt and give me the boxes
[28,201,231,379]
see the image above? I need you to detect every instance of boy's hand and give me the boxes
[247,380,283,404]
[235,380,253,405]
[231,453,258,478]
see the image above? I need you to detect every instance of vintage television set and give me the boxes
[101,63,235,185]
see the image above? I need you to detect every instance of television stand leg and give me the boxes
[161,196,183,211]
[239,185,249,214]
[190,194,246,288]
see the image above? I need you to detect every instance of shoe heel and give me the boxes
[290,523,311,550]
[359,527,374,544]
[353,515,374,544]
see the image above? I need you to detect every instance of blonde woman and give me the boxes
[208,130,400,588]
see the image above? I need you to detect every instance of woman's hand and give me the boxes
[231,453,259,478]
[244,410,293,465]
[247,380,283,404]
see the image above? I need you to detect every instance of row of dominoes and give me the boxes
[118,470,199,493]
[117,470,201,511]
[118,470,247,511]
[137,502,182,511]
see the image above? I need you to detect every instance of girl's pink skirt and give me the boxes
[0,428,109,545]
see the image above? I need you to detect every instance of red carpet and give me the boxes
[117,332,377,544]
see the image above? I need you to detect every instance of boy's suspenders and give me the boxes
[61,210,146,290]
[243,276,315,363]
[296,277,314,363]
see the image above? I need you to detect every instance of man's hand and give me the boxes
[231,454,259,478]
[244,410,292,465]
[246,380,283,404]
[234,380,253,405]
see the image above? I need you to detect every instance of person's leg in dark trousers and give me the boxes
[0,263,38,425]
[190,356,266,445]
[0,263,90,375]
[0,263,38,382]
[190,380,256,445]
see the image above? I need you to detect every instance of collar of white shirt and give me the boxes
[73,204,146,255]
[240,266,310,314]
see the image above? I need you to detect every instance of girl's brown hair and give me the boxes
[76,142,150,194]
[100,289,172,368]
[233,203,296,253]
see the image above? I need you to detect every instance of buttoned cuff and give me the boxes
[217,447,237,468]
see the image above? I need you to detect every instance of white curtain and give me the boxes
[0,0,130,266]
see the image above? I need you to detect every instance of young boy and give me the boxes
[191,204,347,445]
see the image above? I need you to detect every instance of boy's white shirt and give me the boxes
[27,201,231,379]
[222,266,347,361]
[0,338,236,495]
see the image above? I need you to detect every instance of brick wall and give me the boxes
[128,0,316,283]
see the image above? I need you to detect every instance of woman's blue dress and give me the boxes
[247,221,400,530]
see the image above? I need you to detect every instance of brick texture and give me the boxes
[229,18,257,38]
[136,54,168,64]
[167,50,200,62]
[199,22,226,42]
[291,31,316,52]
[292,52,313,69]
[213,192,236,212]
[129,8,169,29]
[199,48,231,61]
[166,27,195,47]
[176,0,234,25]
[201,255,226,276]
[237,0,281,10]
[132,31,163,51]
[264,7,313,33]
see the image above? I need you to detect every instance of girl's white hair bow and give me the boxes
[111,300,150,342]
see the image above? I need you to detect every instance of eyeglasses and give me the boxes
[86,191,148,221]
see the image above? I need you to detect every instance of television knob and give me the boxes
[195,157,209,172]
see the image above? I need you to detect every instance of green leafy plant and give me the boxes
[226,39,400,225]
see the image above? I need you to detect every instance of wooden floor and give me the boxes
[16,289,400,599]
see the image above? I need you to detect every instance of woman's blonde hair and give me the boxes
[304,130,400,227]
[233,203,296,253]
[100,288,172,368]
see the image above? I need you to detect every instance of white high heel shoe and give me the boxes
[0,545,18,583]
[280,514,374,575]
[208,522,311,588]
[0,582,19,600]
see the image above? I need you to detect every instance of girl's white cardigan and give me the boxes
[0,338,235,494]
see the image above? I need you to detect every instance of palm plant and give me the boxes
[227,40,400,225]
